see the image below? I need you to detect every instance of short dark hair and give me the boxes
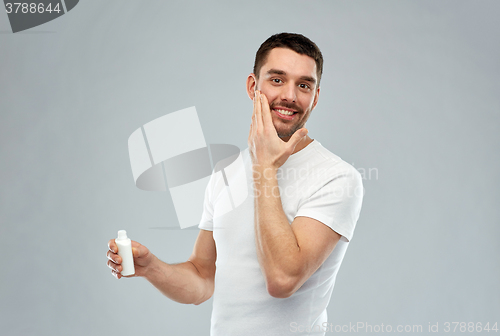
[253,32,324,87]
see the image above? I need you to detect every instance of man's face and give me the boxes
[253,47,320,141]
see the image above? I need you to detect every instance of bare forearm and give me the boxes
[144,255,213,305]
[253,168,301,280]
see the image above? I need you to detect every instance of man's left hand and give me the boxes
[248,90,308,170]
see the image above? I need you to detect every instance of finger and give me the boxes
[260,93,274,132]
[131,240,142,248]
[131,242,148,259]
[251,93,260,137]
[108,239,117,253]
[107,259,123,273]
[251,104,255,129]
[255,91,264,131]
[111,269,122,280]
[106,250,121,264]
[248,115,254,144]
[252,91,259,132]
[288,128,308,151]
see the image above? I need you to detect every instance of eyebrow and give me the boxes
[265,69,317,85]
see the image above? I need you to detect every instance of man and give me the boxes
[107,33,364,335]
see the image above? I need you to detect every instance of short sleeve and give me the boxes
[198,171,215,231]
[295,168,364,242]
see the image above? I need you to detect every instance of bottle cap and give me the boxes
[117,230,128,239]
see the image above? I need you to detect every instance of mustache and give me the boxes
[269,101,303,114]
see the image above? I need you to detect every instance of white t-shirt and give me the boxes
[198,140,364,336]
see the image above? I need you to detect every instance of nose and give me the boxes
[279,82,297,103]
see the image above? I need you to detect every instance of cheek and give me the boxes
[259,83,280,98]
[261,89,278,103]
[300,96,315,110]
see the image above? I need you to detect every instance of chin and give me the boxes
[277,129,297,139]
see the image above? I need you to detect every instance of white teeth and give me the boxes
[274,109,295,116]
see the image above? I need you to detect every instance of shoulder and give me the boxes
[308,141,363,183]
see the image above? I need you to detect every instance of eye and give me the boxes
[299,83,310,90]
[271,78,283,84]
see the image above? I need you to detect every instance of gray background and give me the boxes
[1,1,499,335]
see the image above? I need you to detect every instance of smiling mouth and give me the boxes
[273,108,298,120]
[273,108,296,116]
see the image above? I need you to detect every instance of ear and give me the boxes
[246,74,257,100]
[311,85,320,110]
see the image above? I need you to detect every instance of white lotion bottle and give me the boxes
[115,230,135,276]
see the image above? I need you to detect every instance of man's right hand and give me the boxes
[106,239,155,279]
[106,230,216,305]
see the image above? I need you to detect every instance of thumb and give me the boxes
[131,242,148,258]
[288,128,308,149]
